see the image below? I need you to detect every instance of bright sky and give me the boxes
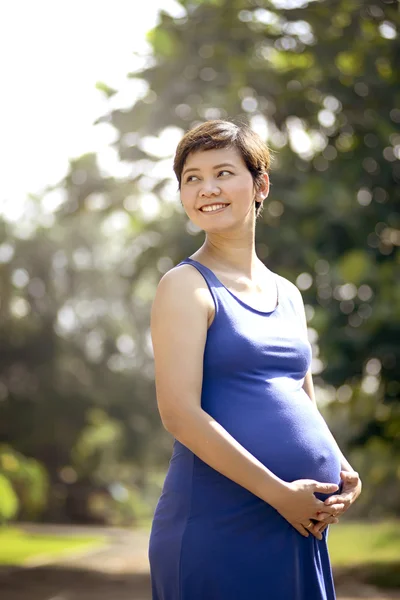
[0,0,184,207]
[2,0,380,225]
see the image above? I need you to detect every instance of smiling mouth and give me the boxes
[199,203,230,213]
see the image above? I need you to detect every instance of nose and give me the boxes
[199,181,221,198]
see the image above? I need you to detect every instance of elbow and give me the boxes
[160,410,182,435]
[160,407,199,436]
[161,415,177,434]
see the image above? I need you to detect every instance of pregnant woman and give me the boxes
[149,119,362,599]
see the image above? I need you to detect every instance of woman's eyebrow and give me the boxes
[182,162,236,177]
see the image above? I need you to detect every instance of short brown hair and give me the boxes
[173,120,272,216]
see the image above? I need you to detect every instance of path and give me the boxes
[0,524,399,600]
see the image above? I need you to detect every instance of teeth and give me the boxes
[201,204,228,212]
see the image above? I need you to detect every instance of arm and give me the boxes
[151,266,340,536]
[302,369,354,473]
[291,281,354,473]
[303,370,362,517]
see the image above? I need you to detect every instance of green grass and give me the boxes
[329,520,400,589]
[328,520,400,566]
[1,520,399,588]
[0,527,106,566]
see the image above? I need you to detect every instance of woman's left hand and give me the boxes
[311,470,362,537]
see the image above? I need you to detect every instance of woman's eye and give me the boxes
[185,170,233,183]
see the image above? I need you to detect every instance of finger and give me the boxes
[324,494,348,506]
[325,489,354,501]
[315,510,341,522]
[317,512,341,524]
[313,519,328,531]
[301,523,321,540]
[312,522,326,535]
[314,503,344,519]
[315,511,331,521]
[325,503,345,514]
[324,495,343,505]
[325,503,349,515]
[313,516,338,535]
[310,526,323,540]
[341,470,359,480]
[314,509,340,521]
[312,482,339,494]
[321,516,339,526]
[293,523,310,538]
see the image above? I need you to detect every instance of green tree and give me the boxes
[0,0,398,520]
[99,0,400,514]
[0,446,47,521]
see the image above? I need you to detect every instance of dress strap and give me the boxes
[178,258,222,288]
[179,258,280,316]
[177,258,222,319]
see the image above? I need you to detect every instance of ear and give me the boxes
[256,173,270,205]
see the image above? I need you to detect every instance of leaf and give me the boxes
[337,250,373,284]
[95,82,118,98]
[146,28,177,58]
[0,474,19,522]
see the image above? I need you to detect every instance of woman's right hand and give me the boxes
[275,479,344,540]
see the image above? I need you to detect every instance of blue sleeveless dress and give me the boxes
[149,257,342,600]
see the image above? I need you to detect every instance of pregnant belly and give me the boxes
[160,385,342,519]
[202,384,342,491]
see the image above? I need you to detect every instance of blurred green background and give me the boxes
[0,0,399,574]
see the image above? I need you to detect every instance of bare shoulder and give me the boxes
[151,264,213,428]
[275,273,303,302]
[151,263,214,324]
[275,273,308,329]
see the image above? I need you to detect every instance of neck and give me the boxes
[200,230,260,278]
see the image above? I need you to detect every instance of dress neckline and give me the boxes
[185,257,280,316]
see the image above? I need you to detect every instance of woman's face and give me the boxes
[180,146,267,233]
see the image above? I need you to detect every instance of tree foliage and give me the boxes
[0,0,399,520]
